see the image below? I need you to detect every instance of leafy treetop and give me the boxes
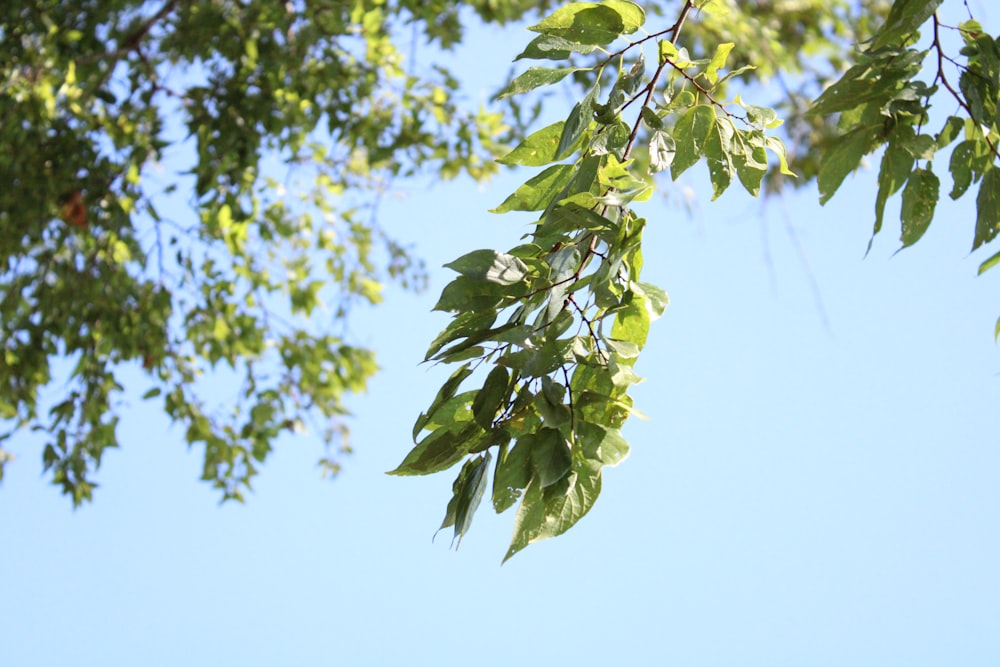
[1,1,997,561]
[0,0,545,502]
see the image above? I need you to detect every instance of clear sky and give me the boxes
[2,5,999,666]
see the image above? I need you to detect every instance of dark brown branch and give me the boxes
[95,0,180,90]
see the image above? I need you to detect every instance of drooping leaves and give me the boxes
[399,2,796,560]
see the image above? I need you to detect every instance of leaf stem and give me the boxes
[931,13,999,159]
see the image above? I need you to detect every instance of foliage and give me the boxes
[2,0,996,560]
[397,0,1000,560]
[0,0,545,502]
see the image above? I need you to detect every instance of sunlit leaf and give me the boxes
[496,67,586,100]
[498,121,567,166]
[671,105,716,180]
[973,166,1000,250]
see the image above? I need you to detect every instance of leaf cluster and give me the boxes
[809,3,1000,315]
[399,0,792,560]
[0,0,536,501]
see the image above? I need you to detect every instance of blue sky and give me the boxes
[3,4,999,666]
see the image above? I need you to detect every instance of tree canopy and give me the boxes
[2,0,997,559]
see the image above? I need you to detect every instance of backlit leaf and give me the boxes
[504,460,602,563]
[649,130,676,173]
[492,164,575,213]
[671,105,716,180]
[498,121,566,166]
[871,0,943,50]
[444,250,531,286]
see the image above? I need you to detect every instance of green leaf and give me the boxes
[515,34,600,61]
[141,387,162,400]
[498,121,566,167]
[600,0,645,32]
[612,290,650,349]
[870,0,943,50]
[973,166,1000,250]
[949,140,980,200]
[641,106,664,130]
[648,130,675,173]
[503,460,602,563]
[705,119,735,200]
[577,421,631,467]
[444,250,531,286]
[635,281,668,319]
[543,244,582,324]
[616,53,646,97]
[492,164,575,214]
[557,84,599,160]
[493,441,532,513]
[516,427,573,489]
[500,336,576,378]
[811,50,925,116]
[432,279,499,313]
[528,1,644,46]
[703,42,735,85]
[590,120,631,157]
[818,126,876,204]
[958,70,990,126]
[733,148,767,196]
[671,105,716,180]
[978,249,1000,275]
[899,167,939,249]
[412,364,473,440]
[437,452,491,548]
[496,67,585,100]
[472,366,511,429]
[873,131,916,245]
[936,116,965,149]
[764,136,795,177]
[658,39,678,65]
[538,204,619,247]
[389,422,480,476]
[425,311,498,361]
[604,337,640,360]
[735,95,781,129]
[431,322,521,363]
[534,378,568,425]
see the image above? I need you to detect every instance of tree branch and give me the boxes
[95,0,180,90]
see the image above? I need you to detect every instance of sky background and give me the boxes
[3,3,1000,666]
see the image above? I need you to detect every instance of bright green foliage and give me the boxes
[400,0,795,561]
[402,0,1000,560]
[3,0,997,558]
[0,0,547,502]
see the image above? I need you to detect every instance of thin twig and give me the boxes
[931,13,999,159]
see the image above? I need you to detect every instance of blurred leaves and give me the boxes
[0,0,531,502]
